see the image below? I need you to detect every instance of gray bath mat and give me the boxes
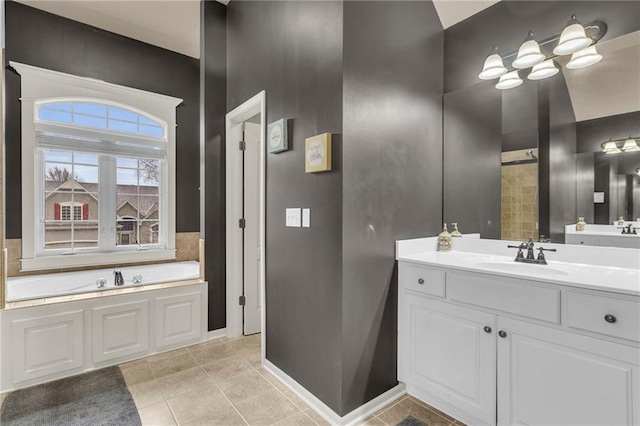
[0,366,141,426]
[397,416,428,426]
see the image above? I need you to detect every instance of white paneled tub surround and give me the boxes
[7,261,200,302]
[0,275,207,392]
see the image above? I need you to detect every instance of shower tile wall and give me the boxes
[5,232,200,277]
[501,149,539,242]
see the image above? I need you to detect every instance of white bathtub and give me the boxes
[7,261,200,302]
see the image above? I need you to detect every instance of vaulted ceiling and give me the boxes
[13,0,501,59]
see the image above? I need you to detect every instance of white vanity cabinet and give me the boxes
[398,261,640,426]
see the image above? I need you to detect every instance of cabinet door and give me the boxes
[497,317,640,426]
[401,294,496,425]
[155,291,203,349]
[92,300,149,363]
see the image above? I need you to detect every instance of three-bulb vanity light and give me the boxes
[601,137,640,155]
[479,15,606,90]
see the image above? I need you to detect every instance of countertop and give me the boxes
[397,237,640,297]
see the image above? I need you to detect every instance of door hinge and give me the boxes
[239,218,246,228]
[239,295,246,306]
[239,140,246,151]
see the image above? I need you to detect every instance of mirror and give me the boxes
[444,29,640,246]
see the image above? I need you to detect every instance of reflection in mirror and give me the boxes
[444,29,640,247]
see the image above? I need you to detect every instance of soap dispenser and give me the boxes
[617,216,625,227]
[576,217,586,232]
[451,223,462,238]
[438,224,452,252]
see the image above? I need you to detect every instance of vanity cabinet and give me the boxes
[398,261,640,426]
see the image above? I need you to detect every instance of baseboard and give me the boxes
[406,384,487,426]
[207,328,226,340]
[263,359,406,426]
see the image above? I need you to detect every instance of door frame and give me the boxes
[225,91,266,357]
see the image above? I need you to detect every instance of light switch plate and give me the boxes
[302,208,310,227]
[286,208,301,227]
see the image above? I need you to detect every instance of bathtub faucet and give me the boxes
[114,269,125,286]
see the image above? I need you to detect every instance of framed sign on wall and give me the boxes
[305,133,332,173]
[267,118,288,153]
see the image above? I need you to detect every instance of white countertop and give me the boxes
[397,237,640,296]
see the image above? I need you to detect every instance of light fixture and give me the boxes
[553,14,593,55]
[513,32,546,69]
[527,59,559,80]
[478,46,507,80]
[602,139,621,154]
[636,167,640,177]
[622,137,640,152]
[495,71,523,90]
[566,45,603,69]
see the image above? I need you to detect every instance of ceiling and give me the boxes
[14,0,501,59]
[14,0,202,58]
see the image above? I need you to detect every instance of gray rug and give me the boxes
[397,416,428,426]
[0,366,141,426]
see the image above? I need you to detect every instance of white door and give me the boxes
[497,317,640,426]
[401,294,497,425]
[242,120,261,335]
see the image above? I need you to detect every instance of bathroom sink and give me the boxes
[473,260,568,276]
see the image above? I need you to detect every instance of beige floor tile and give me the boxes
[149,352,199,379]
[275,386,309,411]
[146,348,191,364]
[358,416,387,426]
[253,367,282,387]
[128,379,165,409]
[157,366,215,399]
[273,411,316,426]
[139,401,177,426]
[186,338,226,353]
[191,343,236,365]
[0,392,7,407]
[183,405,247,425]
[166,386,228,425]
[407,396,455,422]
[242,351,262,369]
[303,409,331,426]
[202,356,254,381]
[120,357,150,369]
[234,388,299,425]
[227,338,261,357]
[216,370,274,404]
[376,398,451,426]
[121,363,156,386]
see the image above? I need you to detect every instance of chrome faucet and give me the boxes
[621,224,637,235]
[114,269,125,286]
[508,238,556,265]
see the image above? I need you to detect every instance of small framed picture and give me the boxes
[267,119,288,154]
[305,133,332,173]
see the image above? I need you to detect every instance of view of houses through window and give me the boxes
[43,150,161,251]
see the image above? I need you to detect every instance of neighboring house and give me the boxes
[45,178,159,249]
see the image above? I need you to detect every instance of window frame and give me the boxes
[13,62,182,271]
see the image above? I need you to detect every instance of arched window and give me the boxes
[13,62,182,271]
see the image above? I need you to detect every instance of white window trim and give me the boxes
[12,62,182,272]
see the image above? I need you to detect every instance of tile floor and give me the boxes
[120,334,464,426]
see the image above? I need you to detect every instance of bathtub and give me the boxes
[7,261,200,302]
[1,261,207,392]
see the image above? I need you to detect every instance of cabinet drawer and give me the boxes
[400,263,445,298]
[448,271,560,323]
[566,292,640,342]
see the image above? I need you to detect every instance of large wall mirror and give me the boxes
[443,19,640,249]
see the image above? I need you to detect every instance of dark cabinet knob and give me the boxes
[604,314,617,324]
[418,278,424,285]
[483,326,492,334]
[498,330,507,338]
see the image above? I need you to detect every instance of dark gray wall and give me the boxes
[444,83,502,239]
[341,1,443,414]
[226,0,344,412]
[201,0,227,331]
[576,152,595,223]
[4,1,200,238]
[546,73,577,243]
